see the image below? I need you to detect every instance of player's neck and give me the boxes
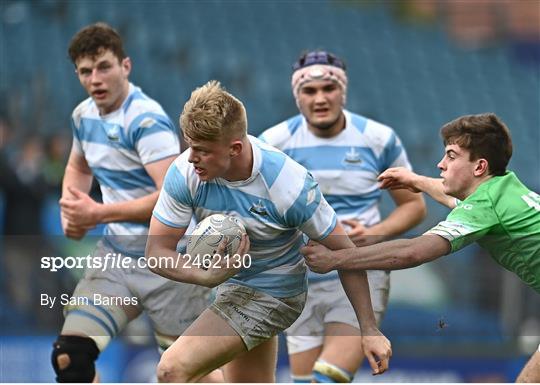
[98,81,130,116]
[459,174,494,200]
[223,138,253,182]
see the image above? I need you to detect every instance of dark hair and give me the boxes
[68,22,126,65]
[440,113,513,176]
[293,50,346,72]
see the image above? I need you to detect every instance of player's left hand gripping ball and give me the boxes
[203,234,250,287]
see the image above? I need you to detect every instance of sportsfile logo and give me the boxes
[40,252,252,272]
[40,253,183,272]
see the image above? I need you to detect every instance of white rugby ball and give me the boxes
[186,214,246,259]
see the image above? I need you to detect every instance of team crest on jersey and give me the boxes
[342,147,363,168]
[106,125,121,142]
[249,199,268,216]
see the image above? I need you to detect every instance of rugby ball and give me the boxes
[186,214,246,259]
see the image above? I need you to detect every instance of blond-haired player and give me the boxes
[147,81,392,382]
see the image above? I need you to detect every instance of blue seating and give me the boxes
[1,1,538,340]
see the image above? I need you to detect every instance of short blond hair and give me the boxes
[180,81,247,142]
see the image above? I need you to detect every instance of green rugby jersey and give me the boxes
[427,171,540,292]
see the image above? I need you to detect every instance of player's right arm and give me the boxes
[145,217,248,287]
[60,146,94,239]
[378,167,456,208]
[147,158,248,287]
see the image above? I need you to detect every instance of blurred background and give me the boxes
[1,0,539,382]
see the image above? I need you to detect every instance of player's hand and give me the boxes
[235,233,250,256]
[301,241,336,273]
[60,210,93,240]
[204,234,250,287]
[361,331,392,375]
[378,167,421,193]
[63,220,90,240]
[59,186,103,228]
[341,219,385,247]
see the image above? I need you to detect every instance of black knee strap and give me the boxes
[51,335,100,383]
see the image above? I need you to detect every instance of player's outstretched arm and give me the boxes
[303,234,450,273]
[378,167,456,208]
[318,223,392,375]
[146,216,247,287]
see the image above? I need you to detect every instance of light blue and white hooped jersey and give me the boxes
[153,136,337,298]
[71,83,180,256]
[259,110,412,281]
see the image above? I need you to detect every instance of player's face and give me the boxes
[75,49,131,115]
[187,138,233,181]
[437,144,477,200]
[297,80,345,137]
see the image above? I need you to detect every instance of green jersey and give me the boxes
[427,171,540,293]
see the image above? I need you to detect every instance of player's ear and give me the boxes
[474,158,489,176]
[229,140,243,157]
[121,57,132,76]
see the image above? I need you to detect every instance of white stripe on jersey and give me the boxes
[311,170,379,196]
[362,119,398,158]
[338,205,381,227]
[83,142,144,171]
[268,156,311,215]
[136,131,180,165]
[153,187,193,228]
[72,98,93,128]
[425,221,475,240]
[100,185,156,203]
[123,97,167,130]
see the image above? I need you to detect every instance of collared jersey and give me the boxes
[427,172,540,292]
[153,136,337,297]
[72,83,179,256]
[259,110,411,281]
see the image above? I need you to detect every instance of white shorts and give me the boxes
[286,270,390,355]
[210,283,306,351]
[64,240,211,338]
